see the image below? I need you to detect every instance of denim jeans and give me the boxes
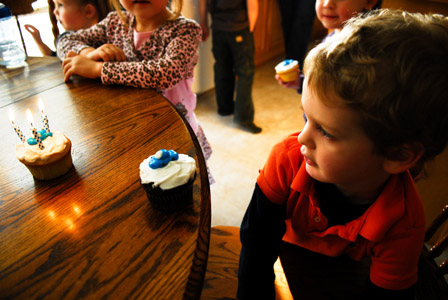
[212,27,255,124]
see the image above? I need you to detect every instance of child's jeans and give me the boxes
[211,27,255,125]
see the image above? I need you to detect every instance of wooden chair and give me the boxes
[200,226,292,300]
[415,204,448,300]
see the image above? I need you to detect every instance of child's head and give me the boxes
[53,0,110,31]
[109,0,183,27]
[303,9,448,178]
[315,0,381,32]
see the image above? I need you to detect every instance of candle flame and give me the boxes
[26,109,34,126]
[8,108,14,123]
[38,99,45,113]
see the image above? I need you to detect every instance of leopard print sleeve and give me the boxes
[56,12,118,59]
[101,16,202,91]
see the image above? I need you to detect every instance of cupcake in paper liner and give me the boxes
[140,149,196,212]
[275,59,299,82]
[16,130,73,180]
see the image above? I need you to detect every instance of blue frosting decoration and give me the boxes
[149,149,179,169]
[282,59,294,66]
[27,129,52,145]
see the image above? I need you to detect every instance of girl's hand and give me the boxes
[24,24,43,43]
[85,44,127,62]
[275,73,301,89]
[25,24,54,56]
[62,51,103,82]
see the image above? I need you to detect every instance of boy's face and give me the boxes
[298,79,389,199]
[315,0,378,31]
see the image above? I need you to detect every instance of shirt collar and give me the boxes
[290,161,420,242]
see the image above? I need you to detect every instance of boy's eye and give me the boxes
[317,126,334,139]
[303,113,308,124]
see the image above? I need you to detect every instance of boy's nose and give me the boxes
[322,0,334,8]
[298,123,315,149]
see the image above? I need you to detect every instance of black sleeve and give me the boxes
[237,183,286,300]
[364,279,415,300]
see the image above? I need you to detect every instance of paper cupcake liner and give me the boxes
[141,174,196,212]
[23,147,73,180]
[277,69,299,82]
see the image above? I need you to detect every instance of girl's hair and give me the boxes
[80,0,112,21]
[49,0,112,42]
[304,9,448,174]
[108,0,183,26]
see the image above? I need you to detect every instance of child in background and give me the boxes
[24,0,110,56]
[238,9,448,299]
[199,0,262,134]
[276,0,382,90]
[57,0,213,179]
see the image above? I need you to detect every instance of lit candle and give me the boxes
[38,99,50,133]
[8,109,26,143]
[26,109,44,150]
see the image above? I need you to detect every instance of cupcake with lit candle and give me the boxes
[275,59,299,82]
[15,130,72,180]
[10,106,72,180]
[139,149,196,211]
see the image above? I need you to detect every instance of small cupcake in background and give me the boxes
[275,59,299,82]
[140,149,196,212]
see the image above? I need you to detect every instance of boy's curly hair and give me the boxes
[304,9,448,176]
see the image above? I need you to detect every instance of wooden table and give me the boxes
[0,57,211,299]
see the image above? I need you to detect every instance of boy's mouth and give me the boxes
[303,155,316,167]
[322,15,338,20]
[301,147,316,167]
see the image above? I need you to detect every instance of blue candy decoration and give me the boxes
[149,149,179,169]
[282,59,294,66]
[27,129,52,145]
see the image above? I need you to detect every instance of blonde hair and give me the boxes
[304,9,448,173]
[108,0,183,26]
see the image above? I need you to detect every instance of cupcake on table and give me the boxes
[139,149,196,212]
[9,100,73,180]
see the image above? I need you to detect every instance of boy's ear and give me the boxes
[382,145,424,174]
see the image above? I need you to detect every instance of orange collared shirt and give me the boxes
[257,132,426,290]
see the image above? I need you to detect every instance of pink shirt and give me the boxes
[134,29,198,132]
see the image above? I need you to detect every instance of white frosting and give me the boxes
[139,154,196,190]
[275,59,298,73]
[16,131,70,165]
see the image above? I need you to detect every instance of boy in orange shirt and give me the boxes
[238,9,448,299]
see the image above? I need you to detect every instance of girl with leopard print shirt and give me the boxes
[57,0,213,171]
